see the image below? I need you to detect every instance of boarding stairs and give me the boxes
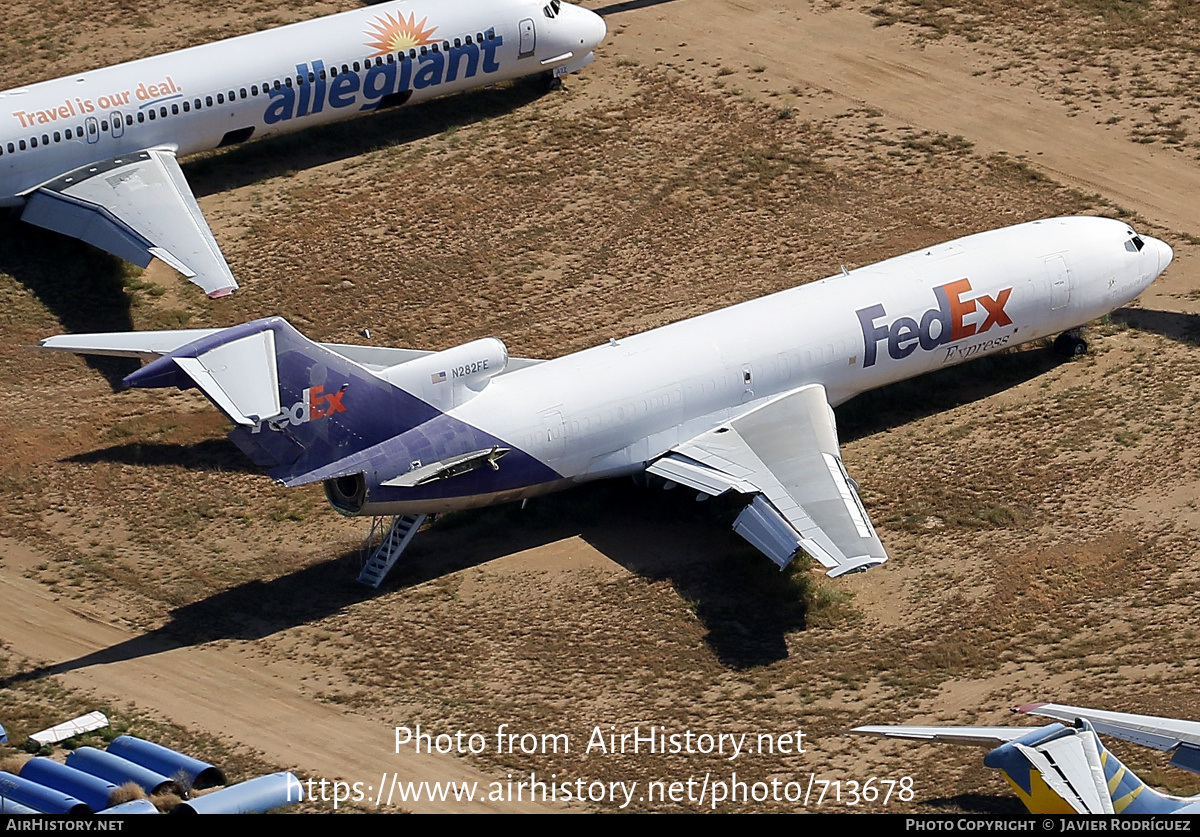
[357,513,427,588]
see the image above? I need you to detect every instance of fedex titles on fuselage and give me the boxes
[856,278,1014,368]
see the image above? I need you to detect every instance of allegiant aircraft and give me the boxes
[0,1,606,297]
[39,218,1170,586]
[855,702,1200,814]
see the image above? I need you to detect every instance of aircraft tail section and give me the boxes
[121,317,441,479]
[983,720,1189,815]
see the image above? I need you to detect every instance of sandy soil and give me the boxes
[2,0,1200,813]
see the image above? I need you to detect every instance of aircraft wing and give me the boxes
[646,383,888,577]
[850,725,1041,747]
[20,147,238,298]
[1017,702,1200,774]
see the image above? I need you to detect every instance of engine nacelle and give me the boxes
[325,472,367,516]
[378,337,508,410]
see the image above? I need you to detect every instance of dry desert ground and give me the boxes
[3,0,1200,813]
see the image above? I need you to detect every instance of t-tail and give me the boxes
[121,317,441,484]
[983,720,1199,815]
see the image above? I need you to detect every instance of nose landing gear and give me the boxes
[1053,330,1088,357]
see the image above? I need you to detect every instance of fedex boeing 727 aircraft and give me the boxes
[39,217,1171,586]
[0,1,605,298]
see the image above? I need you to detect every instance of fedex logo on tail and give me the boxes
[856,279,1013,368]
[251,384,346,433]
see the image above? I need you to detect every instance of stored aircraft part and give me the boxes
[67,746,181,796]
[29,710,109,745]
[854,705,1200,815]
[99,798,160,815]
[0,771,92,816]
[107,736,225,790]
[0,793,40,815]
[172,772,304,814]
[1018,702,1200,776]
[20,758,118,812]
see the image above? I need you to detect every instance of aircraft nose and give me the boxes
[1151,235,1174,276]
[578,7,607,51]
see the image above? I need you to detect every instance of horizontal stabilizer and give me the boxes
[171,330,281,425]
[1017,702,1200,771]
[38,328,224,359]
[22,148,237,297]
[851,724,1040,747]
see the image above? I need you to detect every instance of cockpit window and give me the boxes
[1125,235,1145,252]
[544,0,561,18]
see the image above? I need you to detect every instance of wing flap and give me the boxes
[648,384,887,576]
[22,148,238,298]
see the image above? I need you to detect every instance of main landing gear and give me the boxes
[1053,329,1088,357]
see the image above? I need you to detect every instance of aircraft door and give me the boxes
[540,408,565,459]
[109,112,124,139]
[85,116,100,145]
[1044,255,1072,310]
[519,18,536,57]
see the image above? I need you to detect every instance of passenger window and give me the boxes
[217,93,225,104]
[54,131,60,142]
[183,101,190,112]
[160,107,167,117]
[206,96,214,106]
[172,104,179,115]
[126,115,133,125]
[241,88,247,98]
[100,121,108,131]
[251,85,259,95]
[137,112,145,123]
[19,140,26,150]
[30,137,37,148]
[148,110,155,120]
[64,129,71,139]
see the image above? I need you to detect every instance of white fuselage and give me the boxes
[371,217,1169,514]
[0,0,605,205]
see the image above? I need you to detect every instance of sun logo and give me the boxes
[364,12,439,55]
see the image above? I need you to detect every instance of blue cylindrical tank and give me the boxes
[106,736,225,789]
[0,771,91,815]
[0,793,40,815]
[100,798,160,815]
[67,746,180,796]
[172,772,304,815]
[20,758,117,812]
